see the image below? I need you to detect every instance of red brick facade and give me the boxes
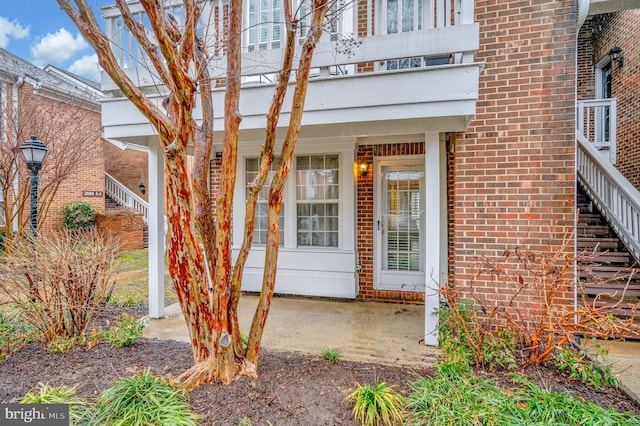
[104,142,148,201]
[4,81,105,234]
[578,10,640,189]
[450,1,577,311]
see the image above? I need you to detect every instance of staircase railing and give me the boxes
[577,131,640,262]
[105,172,149,224]
[576,98,617,164]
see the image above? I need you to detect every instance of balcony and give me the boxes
[100,0,480,142]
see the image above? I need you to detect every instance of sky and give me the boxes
[1,0,112,81]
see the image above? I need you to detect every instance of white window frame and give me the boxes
[294,153,340,248]
[234,140,355,253]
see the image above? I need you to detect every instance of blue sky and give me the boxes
[1,0,111,81]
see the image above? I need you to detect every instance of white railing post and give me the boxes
[576,98,616,165]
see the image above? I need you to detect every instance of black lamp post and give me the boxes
[20,135,48,237]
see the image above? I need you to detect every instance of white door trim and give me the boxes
[374,156,426,292]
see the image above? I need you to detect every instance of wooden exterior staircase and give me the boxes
[578,185,639,323]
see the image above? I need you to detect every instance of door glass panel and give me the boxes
[382,168,423,272]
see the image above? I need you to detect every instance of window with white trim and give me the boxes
[295,154,339,247]
[245,157,284,245]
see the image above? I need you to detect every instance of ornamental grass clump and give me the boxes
[346,381,406,426]
[20,383,87,425]
[86,370,200,426]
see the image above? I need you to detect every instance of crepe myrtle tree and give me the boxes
[56,0,334,386]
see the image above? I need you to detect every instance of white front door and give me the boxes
[374,158,425,292]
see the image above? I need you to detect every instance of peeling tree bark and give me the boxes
[57,0,335,387]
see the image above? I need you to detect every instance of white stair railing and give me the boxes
[105,172,149,224]
[577,131,640,262]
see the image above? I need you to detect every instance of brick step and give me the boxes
[143,223,149,249]
[577,238,621,250]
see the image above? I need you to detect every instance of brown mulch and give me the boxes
[1,309,639,425]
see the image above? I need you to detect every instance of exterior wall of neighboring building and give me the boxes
[450,1,577,311]
[578,10,640,189]
[104,141,148,201]
[0,77,104,235]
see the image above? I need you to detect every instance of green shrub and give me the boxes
[346,382,406,426]
[555,343,617,390]
[318,346,341,363]
[0,229,5,252]
[0,311,35,363]
[101,314,147,349]
[86,370,200,425]
[237,417,252,426]
[404,368,637,425]
[20,383,87,425]
[62,201,96,231]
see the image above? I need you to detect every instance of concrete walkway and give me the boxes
[144,295,440,369]
[587,339,640,403]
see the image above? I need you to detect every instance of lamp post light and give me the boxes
[20,135,48,237]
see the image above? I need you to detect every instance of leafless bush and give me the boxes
[441,233,639,368]
[0,230,121,346]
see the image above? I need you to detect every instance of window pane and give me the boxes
[295,154,340,248]
[387,0,398,33]
[246,157,284,245]
[402,0,414,32]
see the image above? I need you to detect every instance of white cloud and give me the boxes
[30,28,88,66]
[0,16,29,48]
[68,54,101,81]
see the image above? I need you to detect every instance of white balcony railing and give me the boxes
[101,0,477,82]
[576,98,617,164]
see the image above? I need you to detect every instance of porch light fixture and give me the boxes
[608,46,624,66]
[19,135,48,237]
[138,183,146,194]
[358,160,369,178]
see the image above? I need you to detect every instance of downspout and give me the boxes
[575,0,589,324]
[10,77,24,233]
[578,0,590,30]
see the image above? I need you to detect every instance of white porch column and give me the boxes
[148,141,165,318]
[424,132,447,346]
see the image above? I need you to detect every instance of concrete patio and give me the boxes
[144,295,440,369]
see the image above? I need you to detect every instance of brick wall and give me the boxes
[95,208,144,251]
[104,141,149,201]
[580,10,640,188]
[450,1,577,315]
[16,82,105,234]
[355,142,425,302]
